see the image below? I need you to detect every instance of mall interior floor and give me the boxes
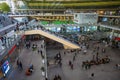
[7,40,120,80]
[8,40,45,80]
[47,41,120,80]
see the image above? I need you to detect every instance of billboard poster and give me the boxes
[2,60,10,76]
[74,13,98,24]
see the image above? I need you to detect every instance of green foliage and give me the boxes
[0,2,10,13]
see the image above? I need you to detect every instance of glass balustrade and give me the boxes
[24,22,79,46]
[20,20,108,46]
[0,29,24,57]
[99,21,120,28]
[0,24,3,29]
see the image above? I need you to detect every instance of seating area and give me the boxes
[82,56,111,70]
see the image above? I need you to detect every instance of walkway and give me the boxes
[47,41,120,80]
[7,40,120,80]
[8,40,45,80]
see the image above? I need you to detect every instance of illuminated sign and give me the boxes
[2,60,10,76]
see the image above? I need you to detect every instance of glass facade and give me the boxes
[45,25,97,33]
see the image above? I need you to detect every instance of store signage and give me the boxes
[2,60,10,76]
[115,37,120,41]
[74,13,98,24]
[6,30,15,37]
[84,14,98,19]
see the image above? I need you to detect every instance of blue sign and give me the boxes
[2,60,10,76]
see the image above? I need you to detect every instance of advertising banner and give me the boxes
[2,60,10,76]
[74,13,98,24]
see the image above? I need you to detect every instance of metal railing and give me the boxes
[25,22,80,47]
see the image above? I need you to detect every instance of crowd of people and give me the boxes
[53,75,62,80]
[16,39,45,77]
[82,56,110,70]
[16,59,23,70]
[46,36,116,80]
[81,40,111,69]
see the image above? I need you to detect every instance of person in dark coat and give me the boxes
[91,73,94,77]
[19,61,23,70]
[16,59,19,68]
[57,75,61,80]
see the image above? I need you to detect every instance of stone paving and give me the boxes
[7,40,120,80]
[8,40,45,80]
[47,41,120,80]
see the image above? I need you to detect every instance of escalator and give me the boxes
[24,29,80,49]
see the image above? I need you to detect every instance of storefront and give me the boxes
[0,35,25,80]
[9,35,25,65]
[0,55,11,80]
[25,34,41,41]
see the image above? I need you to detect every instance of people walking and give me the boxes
[69,60,72,67]
[40,50,44,58]
[19,61,23,70]
[69,60,74,70]
[16,59,19,68]
[73,55,76,61]
[102,48,106,53]
[91,73,94,77]
[38,49,40,54]
[53,75,57,80]
[90,73,94,80]
[71,63,73,70]
[57,75,61,80]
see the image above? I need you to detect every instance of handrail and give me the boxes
[0,33,23,61]
[9,14,120,18]
[25,22,80,47]
[98,23,120,31]
[99,15,120,18]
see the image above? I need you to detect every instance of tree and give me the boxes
[0,2,10,13]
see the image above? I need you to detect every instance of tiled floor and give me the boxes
[8,40,120,80]
[47,41,120,80]
[8,40,45,80]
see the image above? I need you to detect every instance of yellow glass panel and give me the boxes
[28,1,120,6]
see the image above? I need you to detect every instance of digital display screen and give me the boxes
[56,28,61,32]
[67,27,72,32]
[102,18,108,21]
[73,26,77,30]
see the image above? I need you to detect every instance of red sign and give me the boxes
[8,45,16,55]
[115,37,120,41]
